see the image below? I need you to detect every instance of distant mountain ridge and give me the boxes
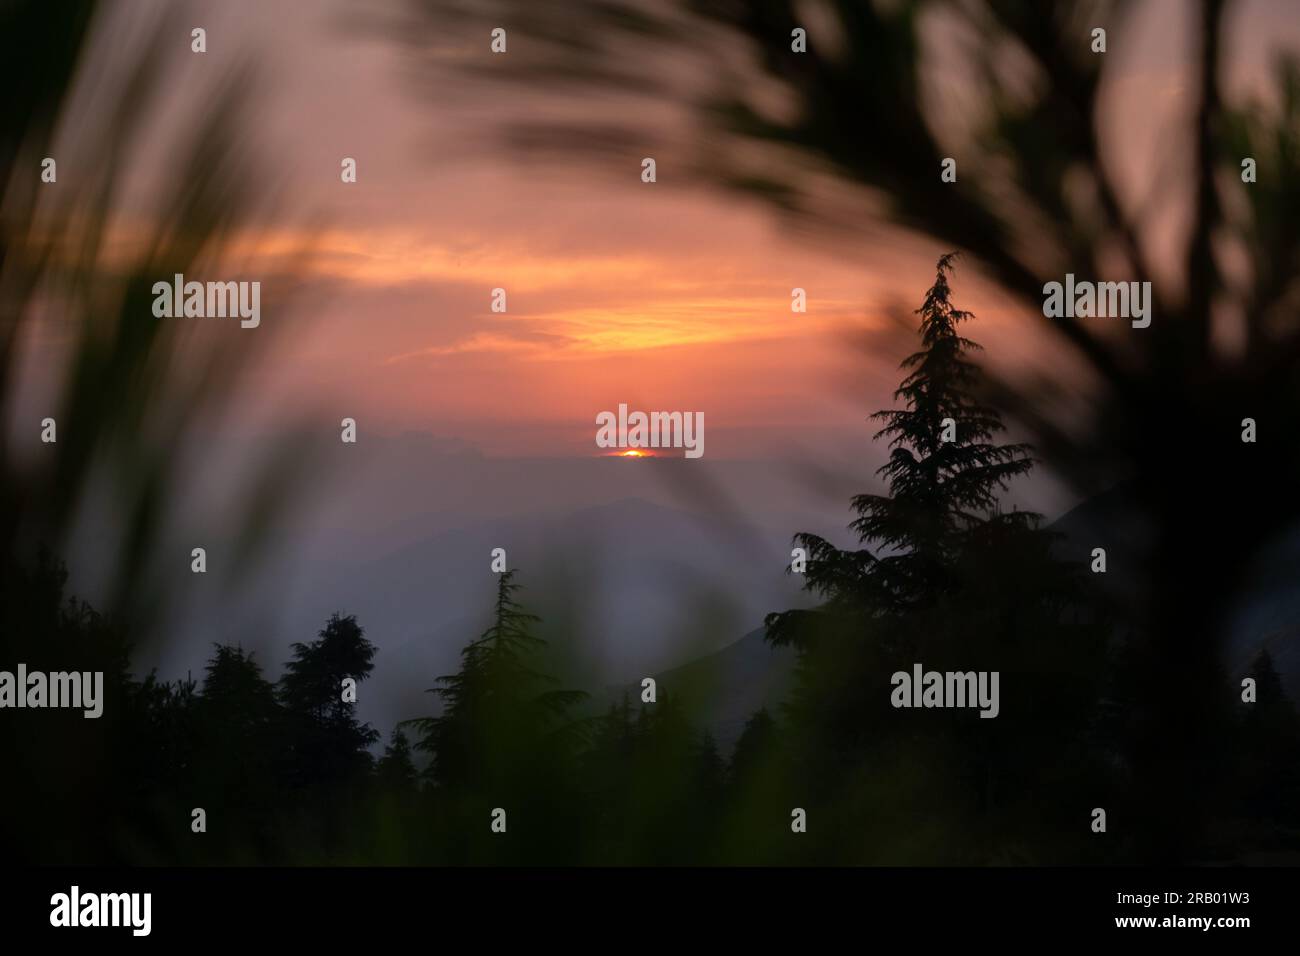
[607,626,798,751]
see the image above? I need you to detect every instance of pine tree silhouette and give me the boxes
[728,708,776,788]
[403,571,589,863]
[409,571,586,791]
[192,644,283,858]
[279,613,379,792]
[200,645,281,745]
[760,254,1108,863]
[376,727,418,791]
[770,253,1035,638]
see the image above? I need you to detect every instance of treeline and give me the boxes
[3,551,1297,866]
[0,554,779,864]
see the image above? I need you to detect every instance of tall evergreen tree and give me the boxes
[279,613,380,791]
[762,254,1108,862]
[409,571,586,791]
[769,252,1035,637]
[406,571,588,863]
[200,645,281,747]
[193,644,283,857]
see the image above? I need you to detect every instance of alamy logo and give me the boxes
[50,886,151,936]
[1042,274,1151,328]
[152,273,261,328]
[0,664,102,718]
[595,403,704,458]
[890,664,1000,719]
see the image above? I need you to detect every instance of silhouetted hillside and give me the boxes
[609,626,798,751]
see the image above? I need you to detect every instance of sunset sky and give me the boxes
[20,0,1300,465]
[10,0,1300,720]
[15,0,1077,462]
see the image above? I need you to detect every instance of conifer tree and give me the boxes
[200,645,281,744]
[728,707,776,788]
[279,613,379,791]
[376,727,418,791]
[193,644,283,854]
[770,253,1035,636]
[410,571,585,791]
[694,731,725,799]
[762,254,1107,861]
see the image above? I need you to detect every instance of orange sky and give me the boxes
[181,1,1010,458]
[26,0,1300,461]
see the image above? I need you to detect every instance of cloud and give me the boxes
[385,328,578,362]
